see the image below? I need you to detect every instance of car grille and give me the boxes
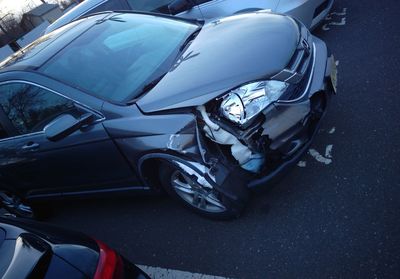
[285,58,313,100]
[272,28,314,100]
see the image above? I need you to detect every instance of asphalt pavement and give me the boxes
[34,0,400,278]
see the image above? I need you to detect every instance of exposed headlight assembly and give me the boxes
[220,80,288,125]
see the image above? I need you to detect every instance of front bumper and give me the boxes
[247,87,330,189]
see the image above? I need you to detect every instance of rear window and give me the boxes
[90,0,127,13]
[40,13,197,103]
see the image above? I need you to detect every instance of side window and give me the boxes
[126,0,174,12]
[90,0,127,14]
[0,83,85,135]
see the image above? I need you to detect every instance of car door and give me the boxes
[0,81,138,196]
[189,0,231,20]
[192,0,279,20]
[123,0,204,18]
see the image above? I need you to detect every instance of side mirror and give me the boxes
[44,113,94,141]
[168,0,194,15]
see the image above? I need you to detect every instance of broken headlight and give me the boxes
[220,80,289,125]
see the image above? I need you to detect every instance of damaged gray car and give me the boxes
[0,11,337,219]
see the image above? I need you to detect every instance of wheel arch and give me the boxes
[138,153,211,191]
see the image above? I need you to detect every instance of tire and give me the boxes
[0,190,50,220]
[159,162,243,220]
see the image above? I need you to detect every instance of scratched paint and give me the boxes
[328,127,336,134]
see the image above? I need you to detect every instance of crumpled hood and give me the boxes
[137,12,300,113]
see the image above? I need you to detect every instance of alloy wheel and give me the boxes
[170,170,226,213]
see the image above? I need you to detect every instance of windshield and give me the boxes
[40,13,198,103]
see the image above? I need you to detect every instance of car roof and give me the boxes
[46,0,106,33]
[0,11,201,75]
[0,13,109,73]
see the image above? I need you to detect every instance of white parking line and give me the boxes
[325,8,348,20]
[308,148,332,165]
[137,265,233,279]
[297,161,307,167]
[322,8,347,31]
[328,127,336,134]
[324,144,333,159]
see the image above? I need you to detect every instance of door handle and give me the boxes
[21,142,40,152]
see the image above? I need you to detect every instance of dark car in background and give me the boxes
[45,0,334,34]
[0,216,149,278]
[0,11,336,219]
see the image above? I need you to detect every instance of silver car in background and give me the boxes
[181,0,334,29]
[46,0,334,34]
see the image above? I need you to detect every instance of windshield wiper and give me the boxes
[179,28,201,52]
[129,73,167,103]
[142,73,167,93]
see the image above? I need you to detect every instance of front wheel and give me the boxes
[159,163,243,220]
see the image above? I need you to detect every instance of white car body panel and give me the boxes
[178,0,333,29]
[46,0,334,34]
